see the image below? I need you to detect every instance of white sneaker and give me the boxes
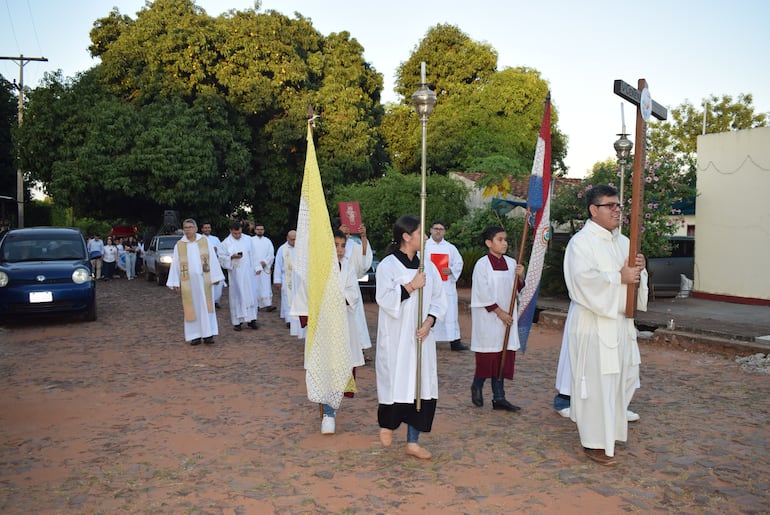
[626,409,640,422]
[557,407,570,418]
[321,415,335,434]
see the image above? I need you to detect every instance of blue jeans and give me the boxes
[322,404,336,417]
[553,394,571,411]
[407,424,420,443]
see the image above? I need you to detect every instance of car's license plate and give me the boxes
[29,291,53,303]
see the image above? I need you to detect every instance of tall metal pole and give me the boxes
[0,55,48,228]
[411,62,435,412]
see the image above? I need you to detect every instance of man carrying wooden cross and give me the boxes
[563,79,666,466]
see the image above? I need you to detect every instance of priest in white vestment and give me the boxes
[564,184,647,466]
[201,222,224,307]
[167,219,225,345]
[220,221,259,331]
[375,215,447,460]
[274,230,305,338]
[251,223,275,310]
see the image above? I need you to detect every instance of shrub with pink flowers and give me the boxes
[551,154,693,257]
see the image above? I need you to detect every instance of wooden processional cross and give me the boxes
[613,79,667,317]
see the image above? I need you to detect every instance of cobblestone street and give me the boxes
[0,278,768,513]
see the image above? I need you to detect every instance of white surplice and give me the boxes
[469,255,520,352]
[205,233,223,303]
[424,238,463,342]
[339,257,365,368]
[375,254,447,404]
[343,236,373,350]
[220,234,258,325]
[166,234,225,342]
[274,241,305,338]
[251,235,275,308]
[564,219,648,457]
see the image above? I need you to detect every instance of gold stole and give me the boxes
[178,237,214,322]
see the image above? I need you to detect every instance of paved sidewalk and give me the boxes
[458,288,770,355]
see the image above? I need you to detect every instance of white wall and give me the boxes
[696,126,770,300]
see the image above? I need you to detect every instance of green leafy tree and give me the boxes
[0,77,16,201]
[382,25,567,183]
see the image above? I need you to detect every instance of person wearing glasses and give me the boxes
[424,220,468,351]
[562,184,647,466]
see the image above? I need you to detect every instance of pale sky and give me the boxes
[2,0,769,178]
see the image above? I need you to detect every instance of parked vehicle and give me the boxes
[647,236,694,297]
[0,227,96,321]
[359,257,378,302]
[144,234,180,286]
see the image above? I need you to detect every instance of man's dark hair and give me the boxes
[430,220,446,229]
[585,184,619,219]
[230,221,243,231]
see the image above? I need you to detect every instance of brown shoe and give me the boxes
[405,443,432,459]
[583,447,617,466]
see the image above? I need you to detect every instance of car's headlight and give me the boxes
[0,271,8,287]
[72,267,91,284]
[160,255,173,264]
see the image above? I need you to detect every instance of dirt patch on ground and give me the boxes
[1,278,768,513]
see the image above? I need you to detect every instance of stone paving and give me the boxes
[0,277,768,513]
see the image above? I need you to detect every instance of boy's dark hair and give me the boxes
[481,225,505,246]
[333,229,347,240]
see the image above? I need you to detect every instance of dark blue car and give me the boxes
[0,227,97,321]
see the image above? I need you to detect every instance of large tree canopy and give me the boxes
[18,0,384,233]
[382,24,567,180]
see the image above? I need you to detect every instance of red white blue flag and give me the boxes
[517,93,552,353]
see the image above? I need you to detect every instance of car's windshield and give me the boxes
[1,234,85,262]
[158,237,178,250]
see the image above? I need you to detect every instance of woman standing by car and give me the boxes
[123,237,137,280]
[102,237,118,280]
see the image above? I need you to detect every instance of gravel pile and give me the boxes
[735,353,770,374]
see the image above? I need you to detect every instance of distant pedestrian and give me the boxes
[87,234,104,279]
[102,237,118,280]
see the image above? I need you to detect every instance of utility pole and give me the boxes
[0,54,48,228]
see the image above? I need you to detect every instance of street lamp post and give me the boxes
[410,62,436,412]
[614,129,633,232]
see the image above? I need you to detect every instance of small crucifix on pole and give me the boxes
[613,79,667,317]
